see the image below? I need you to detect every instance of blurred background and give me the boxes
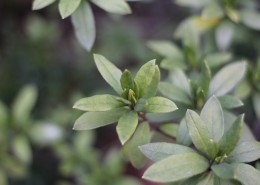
[0,0,260,185]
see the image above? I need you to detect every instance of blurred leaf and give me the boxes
[218,95,243,109]
[174,0,211,8]
[0,169,7,185]
[116,111,138,145]
[73,94,125,111]
[160,123,179,138]
[59,0,81,19]
[200,96,224,142]
[135,60,160,99]
[94,54,122,95]
[122,122,152,168]
[140,142,195,162]
[240,10,260,30]
[12,85,37,125]
[32,0,56,10]
[145,97,178,113]
[176,119,192,146]
[0,101,8,127]
[73,107,128,130]
[160,58,187,70]
[234,80,251,99]
[91,0,131,15]
[197,172,215,185]
[12,136,32,165]
[215,21,234,51]
[186,110,218,159]
[205,52,232,68]
[134,98,147,112]
[253,92,260,120]
[202,4,224,19]
[142,152,209,183]
[169,68,191,96]
[198,60,211,96]
[74,131,95,155]
[72,1,95,51]
[209,61,247,96]
[218,114,244,156]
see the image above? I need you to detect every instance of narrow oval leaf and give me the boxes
[73,94,124,111]
[140,142,195,162]
[232,163,260,185]
[200,96,224,142]
[59,0,81,19]
[186,110,218,159]
[169,68,191,96]
[201,4,224,19]
[205,52,232,68]
[122,122,152,169]
[211,163,234,180]
[142,152,209,183]
[73,107,128,130]
[176,119,192,146]
[71,1,95,51]
[159,82,192,105]
[218,95,243,109]
[90,0,131,15]
[226,141,260,163]
[174,0,211,8]
[116,111,138,145]
[145,97,178,113]
[12,136,32,164]
[209,61,247,96]
[240,10,260,30]
[120,69,134,90]
[32,0,56,10]
[94,54,122,94]
[160,123,179,138]
[135,60,160,99]
[218,114,244,156]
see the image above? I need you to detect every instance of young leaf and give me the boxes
[197,60,211,95]
[174,0,211,8]
[159,82,192,105]
[176,119,192,146]
[142,152,209,183]
[205,52,232,68]
[200,96,224,142]
[73,94,125,111]
[186,110,218,159]
[145,97,178,113]
[32,0,56,10]
[218,95,243,109]
[73,107,128,130]
[90,0,131,15]
[209,61,247,96]
[169,68,191,96]
[122,122,152,169]
[120,69,134,91]
[94,54,122,94]
[226,141,260,163]
[59,0,81,19]
[71,1,95,51]
[135,60,160,99]
[140,142,195,162]
[116,111,138,145]
[218,114,244,156]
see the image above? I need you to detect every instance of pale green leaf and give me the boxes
[240,10,260,30]
[174,0,211,8]
[72,1,95,51]
[200,96,224,142]
[232,163,260,185]
[218,95,243,109]
[201,4,224,19]
[32,0,56,10]
[145,96,178,113]
[116,111,138,145]
[209,61,247,96]
[140,142,195,162]
[142,152,209,183]
[12,136,32,164]
[211,163,234,180]
[122,122,152,168]
[135,60,160,99]
[160,123,179,138]
[198,60,211,95]
[169,68,191,96]
[197,172,215,185]
[134,99,147,112]
[215,21,234,51]
[94,54,122,94]
[73,94,125,111]
[176,119,192,146]
[91,0,131,15]
[73,107,128,130]
[186,110,218,159]
[205,52,232,68]
[160,58,187,71]
[226,141,260,163]
[59,0,81,19]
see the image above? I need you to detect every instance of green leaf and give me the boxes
[73,94,125,111]
[73,107,128,130]
[240,10,260,30]
[226,141,260,163]
[12,85,38,125]
[201,4,224,19]
[160,123,179,138]
[200,96,224,142]
[116,111,138,145]
[253,93,260,120]
[176,119,192,146]
[211,163,234,180]
[159,82,192,105]
[32,0,56,10]
[134,99,147,112]
[145,97,178,113]
[135,60,160,99]
[218,96,243,109]
[218,114,244,156]
[197,172,215,185]
[0,101,8,127]
[120,69,134,91]
[12,136,32,164]
[59,0,81,19]
[160,58,187,71]
[185,110,218,159]
[140,142,195,162]
[174,0,211,8]
[205,52,232,68]
[215,21,234,51]
[94,54,122,94]
[122,122,152,169]
[142,152,209,183]
[169,68,191,96]
[209,61,247,96]
[71,1,95,51]
[197,60,211,95]
[90,0,131,15]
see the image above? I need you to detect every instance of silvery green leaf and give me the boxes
[160,123,179,138]
[32,0,56,10]
[91,0,131,15]
[176,119,192,146]
[205,52,232,68]
[59,0,81,19]
[169,68,191,96]
[218,96,243,109]
[240,10,260,30]
[145,96,178,113]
